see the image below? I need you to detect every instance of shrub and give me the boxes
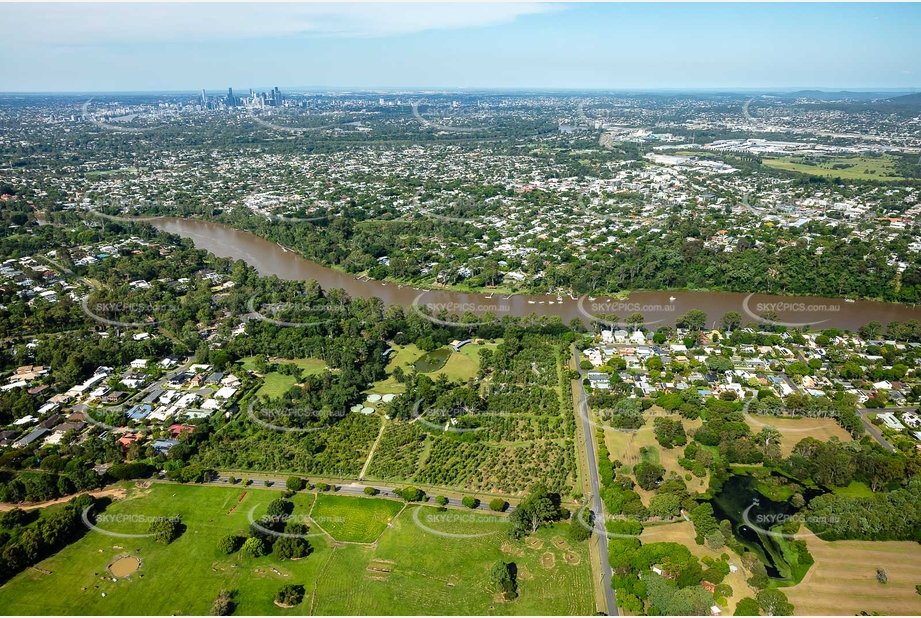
[400,486,424,502]
[568,520,591,542]
[274,536,311,560]
[148,516,181,544]
[489,498,508,512]
[488,560,518,600]
[274,584,305,607]
[210,590,235,616]
[462,496,479,509]
[363,487,378,496]
[218,534,242,555]
[285,477,305,492]
[240,536,266,558]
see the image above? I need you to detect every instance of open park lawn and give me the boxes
[762,154,904,181]
[0,483,594,615]
[743,415,852,456]
[783,537,921,616]
[238,356,328,399]
[310,494,404,543]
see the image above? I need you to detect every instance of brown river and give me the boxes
[152,217,921,331]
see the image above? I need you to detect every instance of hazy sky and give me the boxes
[2,2,919,92]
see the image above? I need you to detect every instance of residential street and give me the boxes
[856,408,899,453]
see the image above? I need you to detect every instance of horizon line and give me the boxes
[1,86,919,96]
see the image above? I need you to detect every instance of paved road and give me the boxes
[856,408,902,453]
[209,474,515,514]
[573,348,618,616]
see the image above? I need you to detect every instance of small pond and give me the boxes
[413,348,452,373]
[711,473,824,580]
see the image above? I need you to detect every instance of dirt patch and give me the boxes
[108,555,140,578]
[525,536,544,551]
[551,536,569,550]
[273,600,295,609]
[540,551,556,570]
[516,565,534,581]
[0,487,127,512]
[563,551,581,566]
[501,541,524,557]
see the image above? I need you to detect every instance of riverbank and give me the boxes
[143,216,921,331]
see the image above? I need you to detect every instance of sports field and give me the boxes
[784,537,921,616]
[0,483,595,615]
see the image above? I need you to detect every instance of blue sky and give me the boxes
[1,3,919,92]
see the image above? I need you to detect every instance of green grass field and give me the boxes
[310,494,404,543]
[831,480,875,498]
[382,342,483,384]
[762,154,903,181]
[238,357,328,399]
[0,483,594,615]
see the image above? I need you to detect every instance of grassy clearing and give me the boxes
[254,373,297,399]
[382,342,479,383]
[743,415,852,456]
[831,480,875,499]
[312,506,593,615]
[602,409,708,502]
[310,494,404,543]
[762,155,904,181]
[239,356,327,374]
[435,351,479,382]
[784,537,921,616]
[237,357,328,399]
[0,484,594,615]
[0,483,326,616]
